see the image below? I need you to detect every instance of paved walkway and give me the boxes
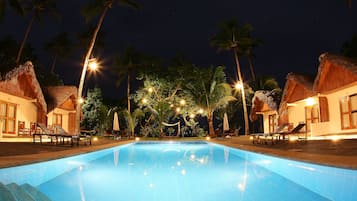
[0,136,356,169]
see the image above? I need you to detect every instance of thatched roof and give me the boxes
[0,61,47,113]
[280,73,315,104]
[250,90,280,121]
[313,53,357,93]
[43,86,77,112]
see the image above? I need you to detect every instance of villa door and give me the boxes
[68,113,75,133]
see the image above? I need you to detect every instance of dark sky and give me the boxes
[1,0,356,100]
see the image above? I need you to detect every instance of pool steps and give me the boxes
[0,182,51,201]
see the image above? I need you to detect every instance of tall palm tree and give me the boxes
[113,47,149,114]
[75,0,139,134]
[211,20,253,135]
[15,0,59,64]
[241,38,262,82]
[44,32,72,73]
[184,66,235,136]
[0,0,24,22]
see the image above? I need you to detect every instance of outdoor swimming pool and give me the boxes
[0,141,356,201]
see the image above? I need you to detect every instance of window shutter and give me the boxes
[319,97,329,122]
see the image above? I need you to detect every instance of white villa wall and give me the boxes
[287,99,309,131]
[47,108,74,132]
[311,83,357,136]
[0,91,37,135]
[262,110,278,134]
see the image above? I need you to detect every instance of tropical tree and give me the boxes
[81,87,105,133]
[121,108,144,138]
[240,37,262,82]
[0,0,24,22]
[75,0,139,134]
[16,0,59,64]
[44,32,72,73]
[113,46,158,114]
[134,75,181,137]
[211,19,254,135]
[183,66,235,137]
[250,76,281,92]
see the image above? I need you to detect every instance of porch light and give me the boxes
[305,97,316,106]
[206,136,211,140]
[135,137,140,141]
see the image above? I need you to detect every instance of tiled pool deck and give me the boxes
[0,136,356,169]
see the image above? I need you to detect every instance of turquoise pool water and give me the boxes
[0,141,356,201]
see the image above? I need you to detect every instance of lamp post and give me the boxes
[235,80,249,135]
[75,58,98,135]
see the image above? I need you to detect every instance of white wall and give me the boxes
[47,108,74,132]
[262,110,278,133]
[0,91,37,136]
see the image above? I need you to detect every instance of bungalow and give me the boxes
[43,86,78,134]
[278,53,357,137]
[0,61,78,137]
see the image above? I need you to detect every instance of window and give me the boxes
[305,105,319,132]
[52,113,62,127]
[340,94,357,129]
[268,114,277,133]
[0,101,17,134]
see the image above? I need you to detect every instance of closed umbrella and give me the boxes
[113,112,120,133]
[223,112,230,132]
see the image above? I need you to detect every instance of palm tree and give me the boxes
[44,32,72,73]
[15,0,59,64]
[211,19,253,135]
[75,0,139,134]
[184,66,235,137]
[113,47,155,114]
[241,38,262,82]
[0,0,24,22]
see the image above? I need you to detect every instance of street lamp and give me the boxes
[75,58,99,135]
[234,80,249,135]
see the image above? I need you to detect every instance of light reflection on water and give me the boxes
[38,142,332,201]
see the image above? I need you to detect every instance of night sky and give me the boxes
[1,0,356,99]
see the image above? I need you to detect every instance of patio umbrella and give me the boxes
[223,112,230,132]
[113,112,120,133]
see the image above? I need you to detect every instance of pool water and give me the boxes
[1,141,356,201]
[37,142,332,201]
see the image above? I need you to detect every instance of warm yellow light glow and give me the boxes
[135,137,140,141]
[289,136,298,142]
[93,137,98,141]
[170,104,174,108]
[305,97,316,106]
[235,82,243,90]
[148,87,153,93]
[331,135,340,142]
[142,98,148,104]
[249,136,254,140]
[180,99,186,105]
[206,136,211,140]
[189,113,195,118]
[198,109,204,114]
[176,107,181,112]
[78,97,84,104]
[88,59,99,71]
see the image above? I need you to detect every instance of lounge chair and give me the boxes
[277,123,306,141]
[53,125,92,146]
[251,123,289,145]
[32,123,58,144]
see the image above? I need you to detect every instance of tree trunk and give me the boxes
[16,14,35,65]
[208,112,215,137]
[75,6,109,135]
[127,72,131,113]
[233,47,250,135]
[50,54,58,73]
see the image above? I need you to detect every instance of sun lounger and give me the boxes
[251,123,289,145]
[54,125,92,146]
[277,123,306,141]
[32,123,59,144]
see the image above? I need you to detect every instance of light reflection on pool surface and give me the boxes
[1,141,356,201]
